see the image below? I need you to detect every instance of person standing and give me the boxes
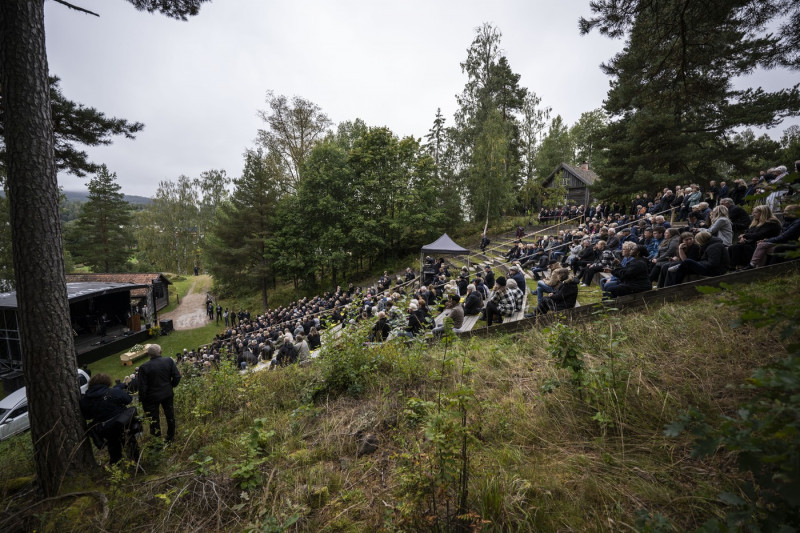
[138,344,181,444]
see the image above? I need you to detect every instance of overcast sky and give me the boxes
[44,0,797,197]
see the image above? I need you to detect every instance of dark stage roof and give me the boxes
[0,281,148,310]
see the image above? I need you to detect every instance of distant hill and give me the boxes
[61,190,152,205]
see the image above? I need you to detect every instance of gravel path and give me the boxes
[159,277,212,330]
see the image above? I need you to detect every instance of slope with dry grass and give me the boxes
[0,274,797,532]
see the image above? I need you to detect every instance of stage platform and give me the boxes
[75,324,151,366]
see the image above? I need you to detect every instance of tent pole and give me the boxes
[419,251,423,287]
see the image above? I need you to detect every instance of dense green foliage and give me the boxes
[65,165,133,273]
[204,149,279,307]
[582,0,800,198]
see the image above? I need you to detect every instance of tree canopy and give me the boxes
[582,0,800,198]
[66,164,133,272]
[0,0,208,496]
[0,76,143,177]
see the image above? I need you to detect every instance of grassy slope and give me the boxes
[0,273,795,532]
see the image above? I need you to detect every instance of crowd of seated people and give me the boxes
[504,188,796,301]
[173,266,425,373]
[173,164,798,371]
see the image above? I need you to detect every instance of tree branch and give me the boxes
[51,0,100,17]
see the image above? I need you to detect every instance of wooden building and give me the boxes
[542,162,599,207]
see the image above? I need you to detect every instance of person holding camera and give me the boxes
[80,373,140,464]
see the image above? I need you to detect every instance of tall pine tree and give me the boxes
[454,23,527,220]
[205,149,280,307]
[68,165,133,272]
[0,0,209,497]
[582,0,800,198]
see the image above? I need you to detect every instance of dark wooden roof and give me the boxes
[0,281,148,309]
[65,273,171,298]
[543,162,599,187]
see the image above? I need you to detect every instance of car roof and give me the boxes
[0,368,90,410]
[0,386,27,410]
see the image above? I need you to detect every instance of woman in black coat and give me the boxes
[603,244,652,299]
[80,373,138,464]
[307,327,321,350]
[730,179,748,205]
[665,232,730,286]
[728,205,782,267]
[462,284,483,316]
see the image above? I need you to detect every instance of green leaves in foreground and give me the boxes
[666,285,800,532]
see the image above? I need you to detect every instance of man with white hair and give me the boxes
[138,344,181,444]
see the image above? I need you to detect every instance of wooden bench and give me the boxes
[458,314,482,332]
[591,271,612,286]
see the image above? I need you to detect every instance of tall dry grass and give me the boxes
[0,274,795,531]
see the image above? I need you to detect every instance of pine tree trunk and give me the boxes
[0,0,96,497]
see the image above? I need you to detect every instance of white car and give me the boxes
[0,368,90,441]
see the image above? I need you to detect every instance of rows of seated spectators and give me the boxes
[531,167,790,233]
[497,164,798,306]
[179,164,798,364]
[182,265,429,371]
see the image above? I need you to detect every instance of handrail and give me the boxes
[470,206,680,267]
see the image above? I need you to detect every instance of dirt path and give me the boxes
[160,275,213,330]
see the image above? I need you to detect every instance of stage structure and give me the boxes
[0,282,150,391]
[65,272,172,320]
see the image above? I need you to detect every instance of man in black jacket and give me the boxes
[719,198,751,238]
[483,266,495,290]
[138,344,181,443]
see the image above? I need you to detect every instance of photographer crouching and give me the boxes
[80,373,141,465]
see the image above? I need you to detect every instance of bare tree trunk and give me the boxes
[260,275,268,312]
[0,0,96,497]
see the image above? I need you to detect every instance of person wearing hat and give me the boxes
[138,343,181,444]
[483,265,495,290]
